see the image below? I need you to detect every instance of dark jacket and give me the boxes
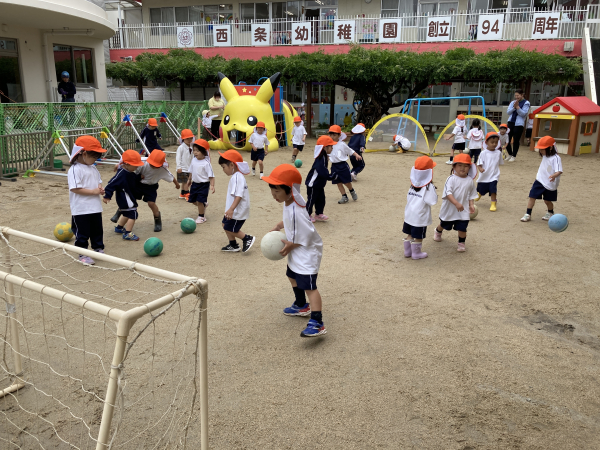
[305,152,331,189]
[348,134,366,153]
[138,126,163,151]
[103,168,139,210]
[58,81,76,99]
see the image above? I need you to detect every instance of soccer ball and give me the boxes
[470,205,478,220]
[389,145,396,152]
[144,237,163,256]
[181,218,197,234]
[260,231,286,261]
[294,159,303,168]
[53,222,73,242]
[548,214,568,233]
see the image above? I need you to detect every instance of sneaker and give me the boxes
[122,232,139,241]
[434,229,442,242]
[350,190,358,201]
[283,303,311,316]
[184,193,190,201]
[445,160,453,165]
[179,194,188,199]
[260,173,264,179]
[520,214,531,222]
[78,255,95,265]
[114,225,125,234]
[508,156,516,162]
[310,214,316,223]
[315,214,329,221]
[195,216,207,224]
[542,212,554,221]
[457,243,466,252]
[252,169,256,176]
[95,249,105,254]
[338,196,349,204]
[301,319,327,338]
[351,172,357,182]
[221,243,241,252]
[242,235,255,253]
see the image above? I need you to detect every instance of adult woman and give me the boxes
[505,89,530,162]
[208,91,225,140]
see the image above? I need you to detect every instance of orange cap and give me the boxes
[194,138,210,151]
[499,123,508,129]
[453,153,472,165]
[256,121,266,128]
[122,149,144,166]
[75,135,107,154]
[485,131,500,141]
[535,136,556,149]
[148,118,158,127]
[316,135,336,146]
[181,129,194,139]
[261,164,302,187]
[414,155,436,170]
[329,125,342,134]
[147,150,166,168]
[293,116,302,123]
[457,114,465,120]
[357,122,365,127]
[218,149,243,163]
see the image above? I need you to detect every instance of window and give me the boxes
[0,38,23,103]
[150,6,205,24]
[580,121,597,135]
[382,0,418,17]
[175,7,189,23]
[205,4,233,23]
[272,2,300,20]
[53,45,95,86]
[306,0,337,6]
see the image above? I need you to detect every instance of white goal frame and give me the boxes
[0,226,208,450]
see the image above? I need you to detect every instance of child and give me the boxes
[349,123,366,181]
[445,114,466,164]
[520,136,563,223]
[248,121,269,178]
[393,134,411,153]
[188,139,215,224]
[306,135,336,222]
[526,113,534,145]
[67,136,107,265]
[262,164,326,338]
[137,118,163,154]
[218,150,255,252]
[466,118,484,164]
[176,129,195,200]
[328,125,362,203]
[201,110,218,141]
[403,156,438,260]
[434,154,478,252]
[476,132,504,212]
[291,116,306,163]
[103,150,144,241]
[498,124,510,160]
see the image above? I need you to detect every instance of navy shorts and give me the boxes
[188,181,210,204]
[331,161,352,184]
[293,144,304,151]
[529,179,557,202]
[251,149,265,161]
[120,209,139,220]
[286,266,318,291]
[136,183,158,203]
[439,219,469,232]
[477,180,498,196]
[452,142,466,151]
[402,222,427,239]
[526,129,532,138]
[222,217,246,233]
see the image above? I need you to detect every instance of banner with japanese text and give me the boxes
[379,19,402,43]
[177,26,194,48]
[292,22,312,45]
[251,24,271,46]
[334,20,355,44]
[213,24,231,47]
[531,13,561,39]
[476,14,504,41]
[426,17,452,42]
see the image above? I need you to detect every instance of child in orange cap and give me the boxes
[434,153,478,252]
[262,164,326,338]
[498,124,510,160]
[349,123,367,181]
[248,121,269,178]
[403,156,438,260]
[218,150,255,252]
[176,129,195,199]
[291,116,306,163]
[103,150,145,241]
[328,124,362,203]
[68,135,107,265]
[466,118,484,164]
[306,135,336,222]
[476,132,503,212]
[520,136,563,223]
[526,113,534,145]
[445,114,466,164]
[137,118,163,154]
[188,139,215,224]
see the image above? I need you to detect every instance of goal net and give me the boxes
[0,227,208,449]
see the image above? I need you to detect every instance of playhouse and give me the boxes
[530,96,600,156]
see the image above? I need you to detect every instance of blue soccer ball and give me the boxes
[548,214,568,233]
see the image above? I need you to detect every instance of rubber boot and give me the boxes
[475,193,481,202]
[110,210,121,223]
[403,239,412,258]
[490,201,497,212]
[154,212,162,232]
[411,242,428,260]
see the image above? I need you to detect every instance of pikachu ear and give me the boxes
[256,72,281,104]
[218,72,239,101]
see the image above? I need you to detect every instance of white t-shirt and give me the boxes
[189,157,215,183]
[292,125,307,145]
[499,132,509,147]
[248,132,269,149]
[225,171,250,220]
[329,141,355,163]
[439,175,478,222]
[136,162,174,185]
[283,202,323,275]
[404,184,438,227]
[467,129,484,149]
[536,154,563,190]
[176,143,193,172]
[452,125,466,144]
[68,163,103,216]
[527,118,534,129]
[477,149,503,183]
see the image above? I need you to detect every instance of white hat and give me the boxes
[455,118,466,127]
[410,168,433,188]
[314,144,324,159]
[352,124,366,134]
[291,183,306,207]
[69,143,85,163]
[394,135,411,150]
[340,132,347,141]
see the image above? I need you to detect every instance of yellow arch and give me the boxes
[431,115,499,156]
[365,113,430,154]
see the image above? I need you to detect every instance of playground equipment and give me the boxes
[114,112,180,155]
[366,113,430,154]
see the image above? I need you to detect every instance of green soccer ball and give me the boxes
[181,218,197,234]
[143,237,163,257]
[294,159,302,168]
[53,222,73,242]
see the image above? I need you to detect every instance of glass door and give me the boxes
[0,38,24,103]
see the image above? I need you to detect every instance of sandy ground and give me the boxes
[1,136,600,449]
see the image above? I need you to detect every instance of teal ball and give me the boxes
[144,237,163,256]
[294,159,302,168]
[181,218,197,234]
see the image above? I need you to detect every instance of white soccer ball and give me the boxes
[389,145,396,152]
[470,204,479,220]
[261,231,287,261]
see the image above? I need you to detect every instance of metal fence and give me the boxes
[110,6,597,50]
[0,100,207,177]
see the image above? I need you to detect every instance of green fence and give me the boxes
[0,100,208,176]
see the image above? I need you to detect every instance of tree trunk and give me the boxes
[137,79,143,101]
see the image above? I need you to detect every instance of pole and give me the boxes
[329,83,335,126]
[137,79,144,101]
[180,81,186,101]
[118,2,124,48]
[306,82,312,138]
[199,291,208,449]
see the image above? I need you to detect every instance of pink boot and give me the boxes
[411,242,428,260]
[403,239,412,258]
[434,228,442,242]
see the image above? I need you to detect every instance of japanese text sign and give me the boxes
[292,22,312,45]
[426,17,452,42]
[476,14,504,41]
[334,20,355,44]
[177,26,194,48]
[213,25,231,47]
[531,13,561,39]
[379,19,402,43]
[251,24,271,46]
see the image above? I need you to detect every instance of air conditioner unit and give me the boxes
[121,56,133,61]
[564,41,574,52]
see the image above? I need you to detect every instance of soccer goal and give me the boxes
[0,227,208,449]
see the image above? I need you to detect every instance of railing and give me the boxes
[109,6,598,50]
